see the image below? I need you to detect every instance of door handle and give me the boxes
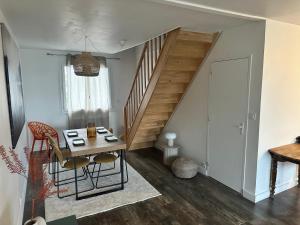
[234,123,245,135]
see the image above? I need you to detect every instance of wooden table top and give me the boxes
[63,128,126,157]
[269,143,300,162]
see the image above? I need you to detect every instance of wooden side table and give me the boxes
[269,143,300,198]
[47,215,77,225]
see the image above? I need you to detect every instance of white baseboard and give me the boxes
[254,178,298,203]
[198,162,208,176]
[17,176,28,225]
[17,158,29,225]
[242,189,256,202]
[198,165,208,176]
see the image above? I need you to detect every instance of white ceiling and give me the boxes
[155,0,300,25]
[0,0,251,54]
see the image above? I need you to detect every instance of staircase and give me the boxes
[124,28,218,150]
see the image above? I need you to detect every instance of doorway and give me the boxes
[208,58,250,193]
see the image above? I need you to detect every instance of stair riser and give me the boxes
[133,136,157,144]
[177,31,215,43]
[129,142,154,150]
[143,113,170,121]
[149,97,180,104]
[140,120,166,129]
[165,57,202,71]
[147,104,175,113]
[154,87,186,94]
[170,41,209,58]
[136,130,161,137]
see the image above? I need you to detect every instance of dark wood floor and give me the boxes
[24,148,300,225]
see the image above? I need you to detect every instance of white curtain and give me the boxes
[64,61,111,129]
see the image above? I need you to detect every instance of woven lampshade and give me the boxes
[73,52,100,77]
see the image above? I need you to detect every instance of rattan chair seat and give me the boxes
[64,157,90,169]
[94,153,117,164]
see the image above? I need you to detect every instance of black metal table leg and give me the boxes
[270,156,278,199]
[75,149,126,200]
[74,158,79,200]
[64,135,69,149]
[52,152,56,181]
[56,156,60,198]
[298,164,300,188]
[120,149,124,190]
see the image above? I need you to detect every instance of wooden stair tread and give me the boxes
[140,125,165,130]
[132,135,157,144]
[137,127,161,133]
[177,31,215,43]
[140,120,166,129]
[160,70,194,77]
[165,56,203,71]
[139,124,164,130]
[151,93,182,98]
[154,83,187,94]
[143,112,170,121]
[146,103,176,113]
[129,142,154,150]
[159,72,193,84]
[170,40,210,58]
[136,129,161,137]
[140,117,166,123]
[150,95,181,104]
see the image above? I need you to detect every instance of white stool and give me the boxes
[157,142,180,166]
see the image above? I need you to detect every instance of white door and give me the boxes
[208,58,250,193]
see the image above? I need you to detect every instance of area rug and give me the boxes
[44,159,161,221]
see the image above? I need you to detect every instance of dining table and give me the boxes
[63,127,127,200]
[269,143,300,198]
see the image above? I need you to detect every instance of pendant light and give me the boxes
[73,36,100,77]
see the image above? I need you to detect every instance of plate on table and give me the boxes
[97,128,108,134]
[72,138,85,146]
[105,135,118,142]
[67,131,78,137]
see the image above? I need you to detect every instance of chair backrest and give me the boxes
[28,121,58,140]
[46,134,64,167]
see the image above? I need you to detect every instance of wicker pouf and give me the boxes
[171,157,198,179]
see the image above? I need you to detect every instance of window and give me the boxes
[63,65,111,114]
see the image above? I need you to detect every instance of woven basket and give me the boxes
[171,157,198,179]
[73,52,100,76]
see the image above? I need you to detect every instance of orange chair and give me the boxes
[28,121,60,152]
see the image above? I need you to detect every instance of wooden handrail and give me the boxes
[124,28,181,149]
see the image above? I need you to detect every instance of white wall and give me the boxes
[157,21,266,202]
[256,20,300,201]
[135,44,144,65]
[21,48,136,147]
[108,48,137,135]
[20,49,68,147]
[0,14,28,225]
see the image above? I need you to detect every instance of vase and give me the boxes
[24,217,46,225]
[87,122,96,138]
